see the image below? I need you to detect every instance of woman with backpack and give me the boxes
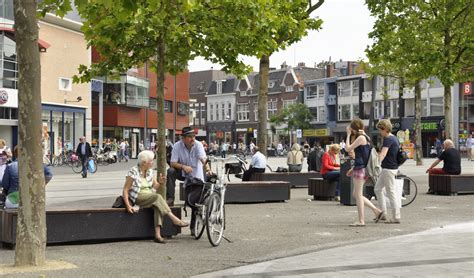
[374,119,401,224]
[344,119,383,227]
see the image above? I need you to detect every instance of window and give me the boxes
[0,0,14,21]
[353,104,359,118]
[189,103,196,125]
[285,86,293,92]
[253,101,258,121]
[283,99,297,109]
[268,81,276,88]
[221,102,225,120]
[337,81,351,97]
[216,81,223,94]
[164,100,173,113]
[386,100,399,118]
[200,103,206,125]
[0,32,18,89]
[267,100,277,120]
[338,104,351,121]
[316,106,326,123]
[149,98,157,110]
[210,104,214,121]
[177,102,189,116]
[125,76,149,107]
[240,90,247,97]
[59,77,72,91]
[307,84,325,100]
[430,97,443,116]
[421,99,428,117]
[352,80,359,96]
[374,101,384,119]
[237,103,250,121]
[227,102,232,120]
[0,107,17,119]
[215,103,219,120]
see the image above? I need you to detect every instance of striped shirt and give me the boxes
[127,166,154,203]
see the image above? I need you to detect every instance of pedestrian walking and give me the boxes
[75,137,92,178]
[374,119,400,224]
[344,119,383,227]
[221,141,229,158]
[466,134,473,161]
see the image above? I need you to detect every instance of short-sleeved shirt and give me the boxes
[171,140,206,182]
[438,148,461,175]
[126,166,154,203]
[467,138,473,148]
[381,135,400,170]
[250,151,266,169]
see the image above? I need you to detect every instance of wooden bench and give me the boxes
[250,172,322,188]
[429,174,474,195]
[0,207,181,247]
[179,181,291,203]
[308,178,337,201]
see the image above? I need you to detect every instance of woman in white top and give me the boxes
[287,143,304,172]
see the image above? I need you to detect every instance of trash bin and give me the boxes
[340,158,356,206]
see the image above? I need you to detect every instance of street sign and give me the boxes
[296,129,302,138]
[463,82,472,95]
[91,79,103,93]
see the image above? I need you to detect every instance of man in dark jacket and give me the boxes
[76,136,92,178]
[308,145,323,172]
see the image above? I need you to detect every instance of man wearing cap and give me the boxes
[166,127,207,207]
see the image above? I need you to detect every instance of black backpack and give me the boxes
[397,147,408,166]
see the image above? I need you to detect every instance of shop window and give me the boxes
[177,102,189,116]
[0,0,13,20]
[0,32,18,89]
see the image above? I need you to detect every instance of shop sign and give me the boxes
[303,129,329,137]
[296,129,302,138]
[124,130,130,138]
[463,82,472,95]
[420,122,438,131]
[0,89,17,108]
[236,128,247,132]
[151,129,157,134]
[216,131,224,139]
[247,128,253,133]
[132,128,140,133]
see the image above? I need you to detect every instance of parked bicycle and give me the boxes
[225,153,273,182]
[192,155,233,247]
[365,171,418,207]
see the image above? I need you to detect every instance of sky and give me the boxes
[187,0,375,72]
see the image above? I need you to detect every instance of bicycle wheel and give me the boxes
[51,156,60,167]
[266,164,273,172]
[206,193,224,247]
[401,176,417,207]
[71,160,83,174]
[193,209,206,240]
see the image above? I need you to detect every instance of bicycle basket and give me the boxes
[225,162,241,174]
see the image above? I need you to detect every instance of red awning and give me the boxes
[175,130,182,135]
[0,27,50,51]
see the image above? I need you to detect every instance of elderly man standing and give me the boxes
[166,127,207,207]
[76,137,92,178]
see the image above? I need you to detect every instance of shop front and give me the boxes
[302,128,334,148]
[207,121,236,144]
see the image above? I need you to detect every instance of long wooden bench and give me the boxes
[179,181,291,203]
[250,172,322,188]
[308,178,337,201]
[0,207,181,247]
[429,174,474,195]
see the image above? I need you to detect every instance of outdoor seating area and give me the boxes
[428,174,474,195]
[308,178,337,201]
[0,207,182,248]
[250,172,322,188]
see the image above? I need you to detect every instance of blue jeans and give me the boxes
[322,170,340,196]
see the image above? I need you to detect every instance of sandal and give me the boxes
[349,222,366,227]
[174,221,189,228]
[385,219,401,224]
[374,211,384,223]
[154,237,166,244]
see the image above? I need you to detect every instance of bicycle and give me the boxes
[193,155,233,247]
[365,170,418,207]
[225,153,273,182]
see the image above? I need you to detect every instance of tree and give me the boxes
[254,0,324,156]
[13,0,47,266]
[43,0,276,197]
[270,103,313,141]
[366,0,439,165]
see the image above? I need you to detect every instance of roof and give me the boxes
[252,66,325,94]
[189,70,227,95]
[207,77,237,95]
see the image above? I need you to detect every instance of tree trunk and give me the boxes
[14,0,47,266]
[257,55,270,156]
[155,36,166,198]
[414,81,423,166]
[443,84,452,140]
[368,76,377,137]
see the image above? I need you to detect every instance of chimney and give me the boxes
[297,62,306,67]
[280,61,287,69]
[326,64,333,78]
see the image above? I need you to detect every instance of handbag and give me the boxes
[112,195,134,208]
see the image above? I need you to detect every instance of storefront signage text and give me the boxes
[303,129,329,137]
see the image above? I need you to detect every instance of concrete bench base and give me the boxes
[0,207,181,247]
[308,178,337,201]
[250,172,321,188]
[429,175,474,196]
[179,181,290,203]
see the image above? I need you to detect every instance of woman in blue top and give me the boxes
[344,119,383,227]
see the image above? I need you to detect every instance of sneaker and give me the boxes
[334,196,340,202]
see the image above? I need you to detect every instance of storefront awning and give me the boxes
[0,27,50,51]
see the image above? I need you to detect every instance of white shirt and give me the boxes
[119,142,126,150]
[250,151,266,169]
[467,138,474,148]
[170,140,207,182]
[277,143,283,150]
[250,142,255,152]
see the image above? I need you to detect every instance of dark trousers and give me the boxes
[221,151,227,158]
[81,156,88,176]
[242,167,265,181]
[323,170,340,196]
[166,167,185,200]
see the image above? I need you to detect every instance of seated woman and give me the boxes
[321,144,341,201]
[122,150,188,244]
[287,143,304,172]
[2,146,53,209]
